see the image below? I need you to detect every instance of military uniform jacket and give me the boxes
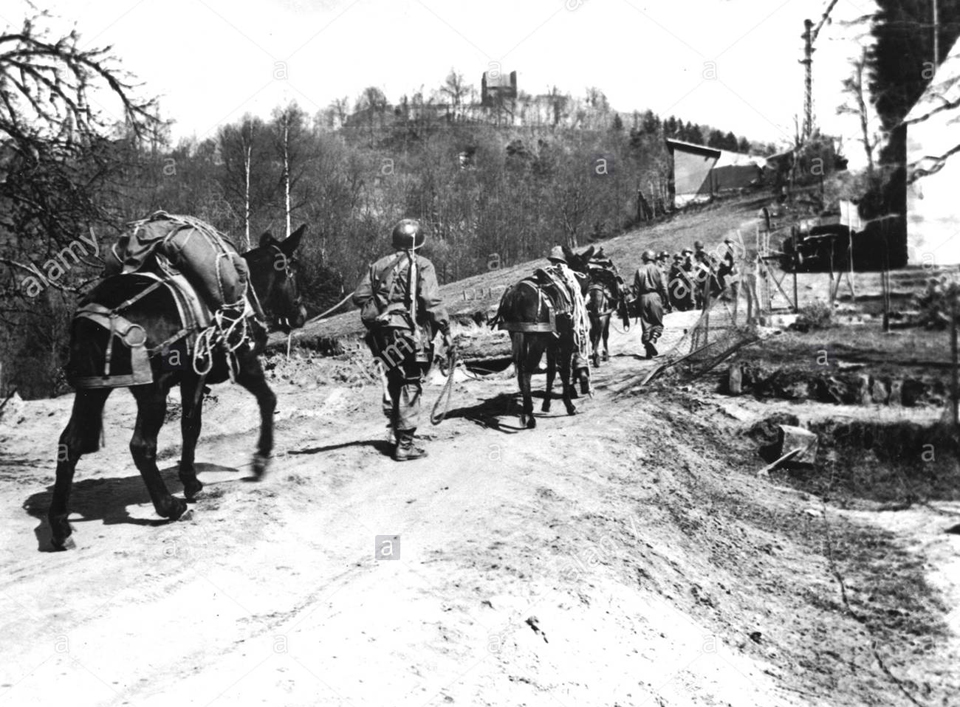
[352,251,449,333]
[633,263,668,302]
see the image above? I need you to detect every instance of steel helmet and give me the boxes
[392,219,425,250]
[642,250,656,262]
[548,245,567,264]
[694,240,704,250]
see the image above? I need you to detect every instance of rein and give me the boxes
[430,346,458,425]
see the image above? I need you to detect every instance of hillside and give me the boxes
[281,192,771,349]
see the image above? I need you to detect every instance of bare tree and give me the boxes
[0,12,160,291]
[330,96,350,129]
[356,86,389,137]
[0,12,161,396]
[440,68,472,120]
[838,48,878,177]
[546,86,569,128]
[219,116,267,249]
[270,103,316,238]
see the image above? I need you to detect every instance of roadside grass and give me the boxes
[738,322,950,376]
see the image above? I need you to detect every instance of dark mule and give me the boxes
[494,246,593,429]
[48,226,307,550]
[585,253,629,368]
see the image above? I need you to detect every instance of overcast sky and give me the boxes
[7,0,883,165]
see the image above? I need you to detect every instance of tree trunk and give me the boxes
[283,121,291,238]
[243,144,251,251]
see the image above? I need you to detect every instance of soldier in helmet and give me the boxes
[545,245,591,372]
[352,219,451,461]
[692,239,715,309]
[633,250,669,358]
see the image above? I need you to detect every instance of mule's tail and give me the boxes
[488,284,516,329]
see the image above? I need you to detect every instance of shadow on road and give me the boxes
[22,462,241,552]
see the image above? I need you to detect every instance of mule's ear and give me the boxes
[280,225,306,256]
[582,245,595,261]
[259,232,275,248]
[562,245,574,263]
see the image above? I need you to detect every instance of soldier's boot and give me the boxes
[393,429,428,462]
[644,341,658,359]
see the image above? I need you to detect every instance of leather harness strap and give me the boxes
[496,280,558,333]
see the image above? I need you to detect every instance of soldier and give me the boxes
[668,254,687,311]
[352,219,451,462]
[672,248,696,312]
[633,250,669,359]
[655,250,668,275]
[545,246,590,372]
[718,238,739,293]
[692,239,718,309]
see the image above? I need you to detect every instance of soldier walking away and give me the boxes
[352,219,451,462]
[546,246,591,374]
[633,250,669,359]
[692,239,719,310]
[671,248,696,312]
[718,238,740,297]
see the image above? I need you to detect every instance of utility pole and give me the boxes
[801,19,814,141]
[800,0,842,142]
[934,0,940,65]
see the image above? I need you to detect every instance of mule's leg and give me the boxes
[235,353,277,477]
[519,364,536,429]
[542,341,556,414]
[560,342,577,416]
[601,315,610,361]
[590,315,601,368]
[178,376,204,501]
[129,385,188,521]
[512,334,536,429]
[48,388,112,550]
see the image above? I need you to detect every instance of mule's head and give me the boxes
[561,245,595,295]
[563,245,595,275]
[244,225,308,332]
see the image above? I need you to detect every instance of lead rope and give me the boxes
[430,346,458,425]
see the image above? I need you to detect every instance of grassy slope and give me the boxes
[277,192,770,349]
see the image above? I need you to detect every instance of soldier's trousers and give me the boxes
[367,327,430,432]
[639,293,664,345]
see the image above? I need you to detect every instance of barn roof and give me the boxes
[665,139,721,158]
[905,35,960,126]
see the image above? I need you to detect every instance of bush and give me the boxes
[791,301,833,332]
[916,276,959,330]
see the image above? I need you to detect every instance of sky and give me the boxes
[4,0,884,166]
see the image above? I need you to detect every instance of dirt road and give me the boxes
[1,316,958,706]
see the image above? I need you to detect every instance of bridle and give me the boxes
[265,244,303,320]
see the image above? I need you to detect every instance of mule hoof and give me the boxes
[541,400,551,413]
[252,453,270,479]
[162,497,189,521]
[50,535,75,551]
[592,355,600,368]
[49,517,73,550]
[182,481,203,503]
[526,416,537,429]
[566,404,578,416]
